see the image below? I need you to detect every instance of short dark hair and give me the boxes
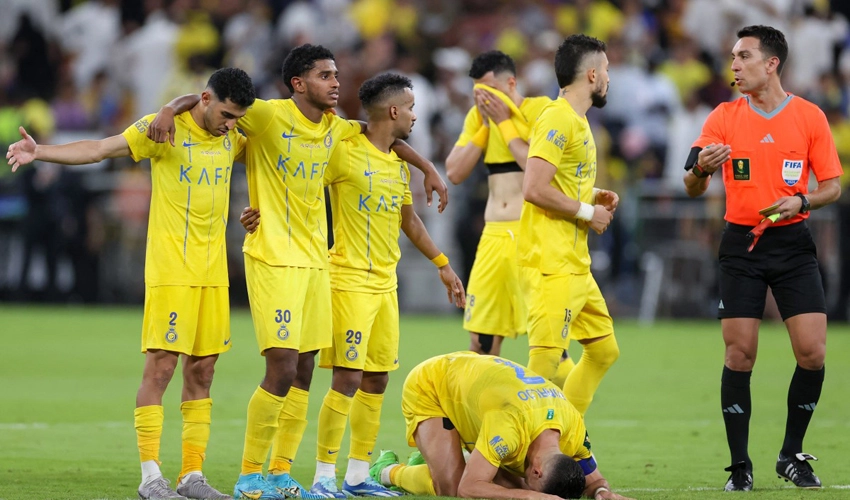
[469,51,516,79]
[541,455,586,499]
[206,67,256,108]
[358,73,413,110]
[281,44,335,93]
[555,34,607,88]
[737,25,788,74]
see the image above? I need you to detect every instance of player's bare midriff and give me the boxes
[485,170,524,221]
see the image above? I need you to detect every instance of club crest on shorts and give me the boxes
[782,159,803,186]
[277,324,290,340]
[346,345,359,361]
[165,328,178,343]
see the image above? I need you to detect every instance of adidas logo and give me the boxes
[719,300,725,310]
[797,402,817,411]
[723,404,745,414]
[760,133,775,143]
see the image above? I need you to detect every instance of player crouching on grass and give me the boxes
[6,68,256,500]
[239,72,465,498]
[367,351,632,500]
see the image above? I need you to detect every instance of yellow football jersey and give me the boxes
[238,99,361,268]
[519,98,596,274]
[455,96,551,164]
[326,134,413,293]
[429,351,591,473]
[122,112,245,287]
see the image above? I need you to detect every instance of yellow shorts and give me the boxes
[463,221,527,337]
[245,254,332,354]
[521,268,614,348]
[401,356,449,446]
[142,285,230,357]
[319,290,400,372]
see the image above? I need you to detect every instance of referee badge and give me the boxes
[782,159,803,186]
[732,158,750,181]
[346,345,359,361]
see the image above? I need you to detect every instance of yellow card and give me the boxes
[758,204,779,215]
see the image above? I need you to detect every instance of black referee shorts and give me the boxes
[718,221,825,321]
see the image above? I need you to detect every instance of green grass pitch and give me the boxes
[0,305,849,499]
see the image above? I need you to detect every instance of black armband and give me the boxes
[684,146,702,171]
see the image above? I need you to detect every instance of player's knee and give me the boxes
[590,334,620,368]
[185,359,216,390]
[331,369,363,397]
[794,343,825,370]
[360,372,388,394]
[434,475,459,497]
[293,355,316,390]
[724,346,756,371]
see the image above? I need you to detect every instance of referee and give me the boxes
[683,25,842,491]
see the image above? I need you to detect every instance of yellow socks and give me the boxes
[269,387,309,474]
[179,398,211,479]
[390,464,435,495]
[349,390,384,462]
[552,355,576,388]
[316,389,354,463]
[564,334,620,415]
[528,346,562,382]
[241,387,286,475]
[135,405,164,465]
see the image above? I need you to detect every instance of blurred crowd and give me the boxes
[1,0,849,318]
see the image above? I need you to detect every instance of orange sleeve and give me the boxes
[692,104,726,149]
[807,107,843,182]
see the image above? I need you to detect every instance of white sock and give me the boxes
[314,461,336,484]
[140,460,162,485]
[344,458,371,485]
[380,464,399,487]
[180,471,202,485]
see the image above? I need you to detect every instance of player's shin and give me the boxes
[241,387,286,475]
[563,334,620,414]
[391,464,436,495]
[315,389,354,480]
[269,387,309,474]
[179,398,212,480]
[135,405,165,482]
[347,390,384,483]
[781,365,824,456]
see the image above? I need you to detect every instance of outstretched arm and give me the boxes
[391,140,448,213]
[146,94,202,145]
[400,204,465,308]
[7,126,130,171]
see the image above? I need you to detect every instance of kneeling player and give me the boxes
[369,352,632,500]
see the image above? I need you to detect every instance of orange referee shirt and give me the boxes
[693,94,842,226]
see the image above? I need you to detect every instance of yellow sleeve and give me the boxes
[475,412,522,468]
[121,114,167,161]
[402,162,413,205]
[454,106,483,147]
[236,98,276,137]
[324,139,352,186]
[527,108,570,167]
[332,115,363,142]
[232,132,247,160]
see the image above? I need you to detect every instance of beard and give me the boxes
[590,86,607,108]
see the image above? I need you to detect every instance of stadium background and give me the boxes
[1,1,850,499]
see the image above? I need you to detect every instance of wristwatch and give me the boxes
[692,164,710,178]
[794,193,810,214]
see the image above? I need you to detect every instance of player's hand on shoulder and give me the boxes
[147,107,177,146]
[438,264,466,309]
[696,143,731,174]
[589,204,613,235]
[7,126,37,172]
[595,189,619,213]
[240,206,260,233]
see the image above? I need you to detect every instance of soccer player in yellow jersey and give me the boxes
[519,34,621,416]
[149,44,449,500]
[368,352,632,500]
[445,51,552,361]
[6,68,256,500]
